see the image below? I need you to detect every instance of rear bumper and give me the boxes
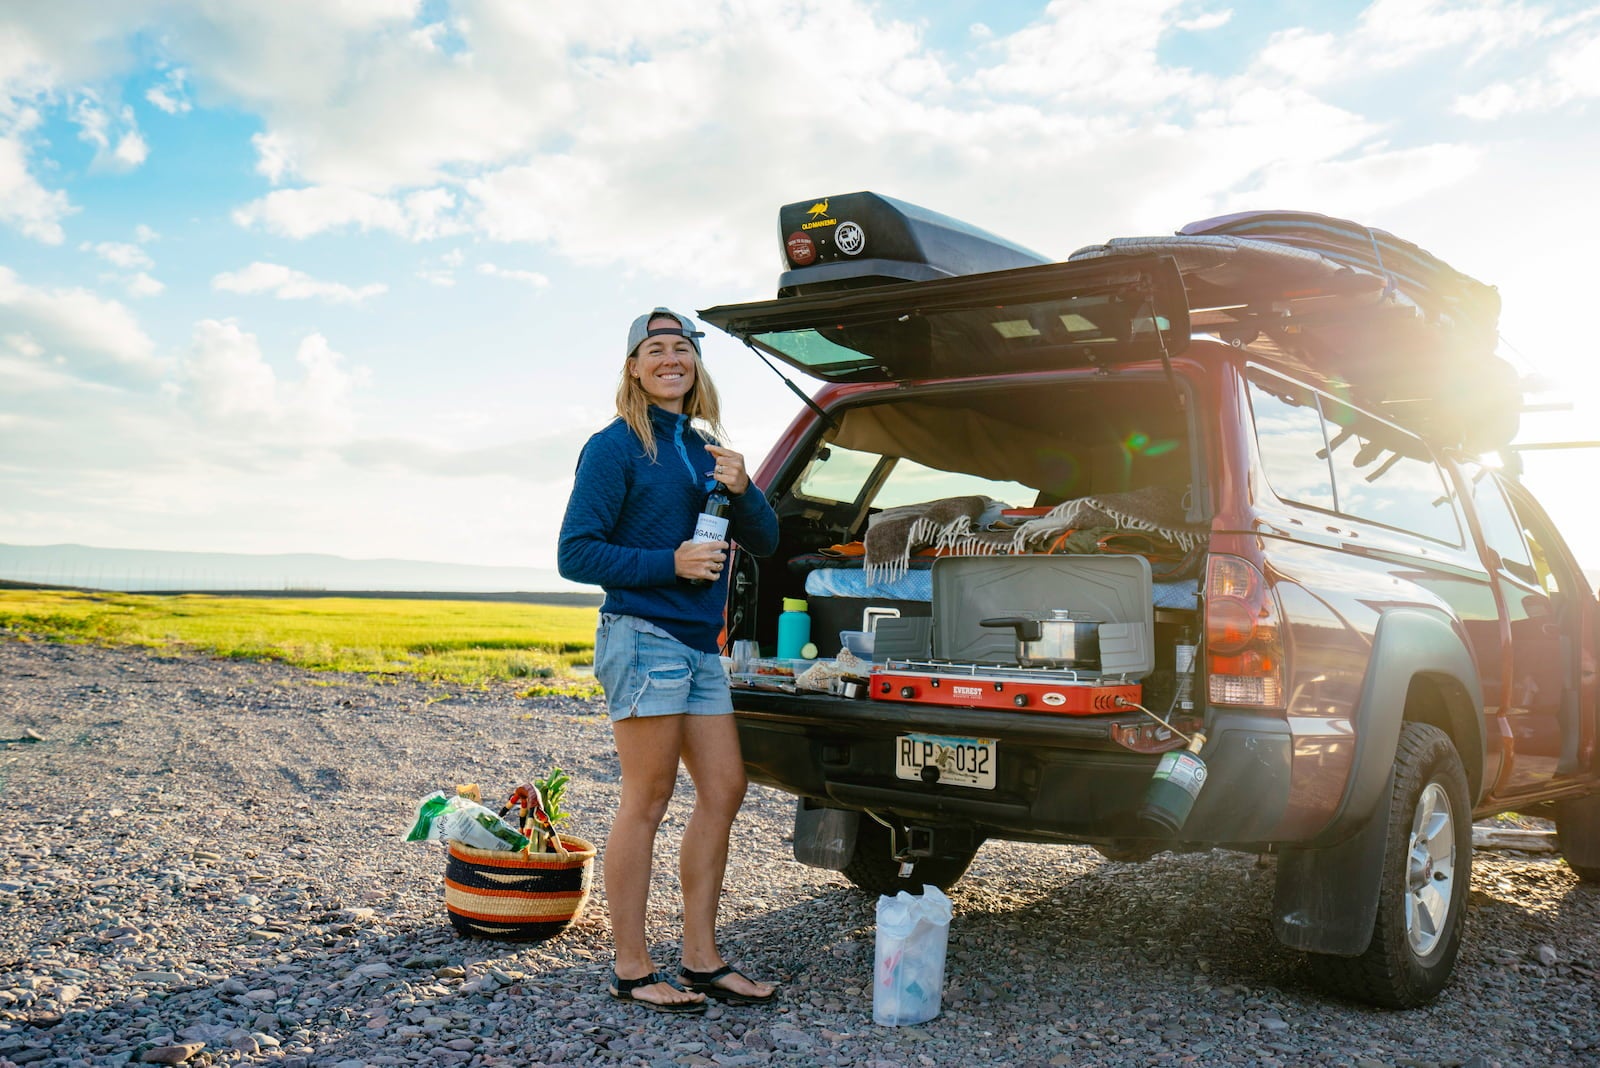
[733,692,1296,844]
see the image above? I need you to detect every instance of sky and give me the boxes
[1,0,1599,588]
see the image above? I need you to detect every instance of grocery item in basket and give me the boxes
[407,791,531,851]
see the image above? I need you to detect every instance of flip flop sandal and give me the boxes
[678,964,778,1005]
[608,969,707,1014]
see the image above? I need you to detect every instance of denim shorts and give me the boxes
[593,614,732,721]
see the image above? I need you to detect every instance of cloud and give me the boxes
[1256,0,1562,87]
[251,130,293,183]
[144,66,191,114]
[1455,22,1600,117]
[84,240,154,269]
[232,185,462,240]
[1177,10,1233,32]
[112,128,147,167]
[340,425,594,479]
[81,241,162,298]
[211,262,387,304]
[415,248,464,287]
[0,265,162,378]
[1221,141,1484,220]
[133,223,158,243]
[0,136,72,243]
[179,319,368,445]
[125,272,164,298]
[969,0,1208,105]
[70,92,147,171]
[477,263,549,289]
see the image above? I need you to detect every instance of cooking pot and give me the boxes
[979,611,1102,669]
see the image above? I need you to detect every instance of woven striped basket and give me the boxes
[444,834,596,942]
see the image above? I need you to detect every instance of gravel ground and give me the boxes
[1,636,1598,1068]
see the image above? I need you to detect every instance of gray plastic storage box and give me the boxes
[929,555,1155,676]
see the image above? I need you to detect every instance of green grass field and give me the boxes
[0,590,601,696]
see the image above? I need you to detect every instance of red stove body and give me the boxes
[870,659,1141,715]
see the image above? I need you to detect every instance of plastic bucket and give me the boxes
[873,885,952,1025]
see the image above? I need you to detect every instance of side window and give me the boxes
[1502,488,1563,596]
[1463,465,1538,586]
[1246,371,1334,509]
[1320,399,1462,545]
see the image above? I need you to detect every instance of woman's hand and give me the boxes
[675,538,728,583]
[705,444,750,495]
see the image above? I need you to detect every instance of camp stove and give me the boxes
[870,657,1141,715]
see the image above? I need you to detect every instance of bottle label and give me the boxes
[692,513,730,543]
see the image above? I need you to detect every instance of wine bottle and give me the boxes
[687,485,732,588]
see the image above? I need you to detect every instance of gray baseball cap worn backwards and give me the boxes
[627,307,704,358]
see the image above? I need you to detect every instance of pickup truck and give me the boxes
[696,191,1599,1008]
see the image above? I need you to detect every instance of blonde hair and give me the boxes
[615,350,726,460]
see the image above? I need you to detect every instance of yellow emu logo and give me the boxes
[806,199,830,219]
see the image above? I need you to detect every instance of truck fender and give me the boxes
[1320,607,1484,844]
[1270,608,1482,957]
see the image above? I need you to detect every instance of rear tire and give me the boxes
[1091,841,1158,863]
[1310,722,1471,1008]
[840,817,978,895]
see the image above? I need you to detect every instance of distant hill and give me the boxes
[0,542,595,598]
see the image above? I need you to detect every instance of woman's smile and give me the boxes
[632,319,698,410]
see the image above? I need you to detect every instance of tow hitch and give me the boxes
[868,811,935,878]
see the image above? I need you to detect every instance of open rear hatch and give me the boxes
[700,254,1192,383]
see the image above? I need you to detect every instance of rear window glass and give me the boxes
[1247,367,1460,545]
[793,443,1034,510]
[1321,399,1461,545]
[1246,374,1335,509]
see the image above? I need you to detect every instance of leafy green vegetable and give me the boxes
[536,767,571,825]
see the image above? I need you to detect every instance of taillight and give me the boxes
[1204,555,1285,708]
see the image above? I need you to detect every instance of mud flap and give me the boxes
[1555,794,1600,869]
[1271,771,1394,956]
[793,800,859,871]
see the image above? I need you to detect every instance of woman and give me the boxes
[557,307,780,1013]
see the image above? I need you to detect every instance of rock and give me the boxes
[139,1043,205,1064]
[1536,944,1559,966]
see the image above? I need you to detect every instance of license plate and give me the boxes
[895,732,997,790]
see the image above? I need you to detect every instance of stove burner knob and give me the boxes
[1013,694,1029,707]
[878,681,890,694]
[900,686,916,699]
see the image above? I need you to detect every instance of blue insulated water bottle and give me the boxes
[776,598,811,660]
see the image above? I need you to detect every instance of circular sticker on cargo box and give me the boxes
[786,231,817,266]
[835,220,866,256]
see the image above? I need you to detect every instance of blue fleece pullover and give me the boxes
[557,404,779,653]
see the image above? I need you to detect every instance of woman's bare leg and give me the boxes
[678,714,774,999]
[607,714,703,1007]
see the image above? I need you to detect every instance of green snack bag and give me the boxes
[407,791,449,841]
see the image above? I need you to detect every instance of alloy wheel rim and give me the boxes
[1404,781,1456,956]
